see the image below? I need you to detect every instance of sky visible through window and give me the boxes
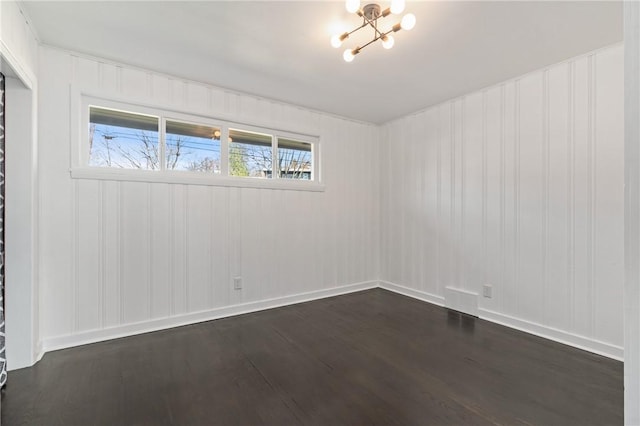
[88,106,313,180]
[89,122,221,172]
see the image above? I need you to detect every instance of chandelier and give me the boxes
[331,0,416,62]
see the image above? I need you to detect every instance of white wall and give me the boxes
[0,0,40,371]
[0,0,38,81]
[381,43,624,359]
[625,3,640,423]
[38,46,381,350]
[37,43,625,361]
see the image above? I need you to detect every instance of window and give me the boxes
[89,107,160,170]
[277,138,312,180]
[165,120,221,173]
[76,97,321,191]
[229,129,272,178]
[227,130,314,181]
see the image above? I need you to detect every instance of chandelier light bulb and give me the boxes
[382,35,395,49]
[390,0,405,14]
[343,48,356,62]
[401,13,416,30]
[331,34,343,48]
[346,0,360,13]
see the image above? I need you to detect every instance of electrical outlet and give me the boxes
[233,277,242,290]
[483,285,492,298]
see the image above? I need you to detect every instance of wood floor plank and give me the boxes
[1,289,623,425]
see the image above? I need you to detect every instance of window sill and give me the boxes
[70,167,325,192]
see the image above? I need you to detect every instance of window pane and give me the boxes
[229,129,272,178]
[89,106,159,170]
[278,138,312,180]
[166,120,221,173]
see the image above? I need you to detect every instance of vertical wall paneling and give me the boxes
[502,82,515,316]
[38,49,71,339]
[102,181,118,327]
[72,180,79,332]
[573,56,590,338]
[567,61,577,333]
[595,47,624,344]
[514,80,521,318]
[1,0,40,370]
[624,3,640,421]
[168,185,175,315]
[207,188,218,309]
[450,102,457,290]
[381,44,624,359]
[70,61,79,328]
[414,114,421,290]
[183,186,189,312]
[546,63,570,331]
[77,179,101,332]
[459,99,465,293]
[99,181,105,328]
[36,42,623,362]
[436,107,442,296]
[147,185,152,319]
[541,70,549,327]
[118,182,124,324]
[38,46,382,352]
[587,55,596,338]
[481,91,488,308]
[461,93,483,296]
[187,185,212,313]
[500,84,507,315]
[517,73,544,324]
[483,88,499,312]
[401,117,407,287]
[150,184,170,319]
[121,182,151,324]
[419,112,427,292]
[230,187,241,304]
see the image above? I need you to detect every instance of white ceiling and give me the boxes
[21,1,622,124]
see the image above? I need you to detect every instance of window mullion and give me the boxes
[272,136,278,179]
[159,117,166,171]
[312,142,317,182]
[221,126,230,176]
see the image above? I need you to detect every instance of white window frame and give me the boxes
[71,94,324,192]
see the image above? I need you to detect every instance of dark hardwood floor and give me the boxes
[2,289,622,425]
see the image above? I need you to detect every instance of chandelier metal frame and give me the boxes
[332,1,416,62]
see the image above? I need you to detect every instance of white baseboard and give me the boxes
[35,340,44,363]
[39,280,623,363]
[379,281,445,306]
[42,281,378,353]
[478,308,623,361]
[379,281,621,361]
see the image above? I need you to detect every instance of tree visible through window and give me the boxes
[229,129,272,178]
[278,138,312,180]
[165,120,221,173]
[89,107,160,169]
[89,107,221,173]
[86,103,317,184]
